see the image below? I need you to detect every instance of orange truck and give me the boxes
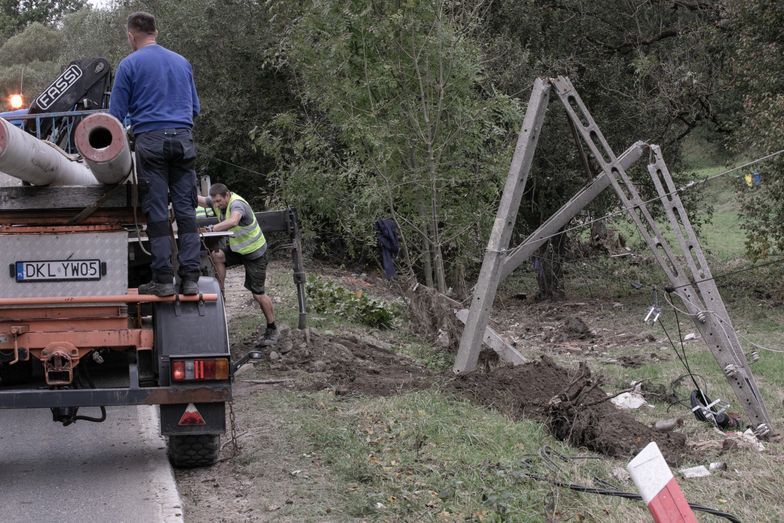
[0,63,306,467]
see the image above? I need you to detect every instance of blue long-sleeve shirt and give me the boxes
[109,44,200,134]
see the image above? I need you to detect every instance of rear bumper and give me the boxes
[0,384,231,409]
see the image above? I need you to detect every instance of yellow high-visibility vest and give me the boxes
[213,193,266,255]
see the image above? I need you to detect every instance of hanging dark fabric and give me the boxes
[374,218,399,279]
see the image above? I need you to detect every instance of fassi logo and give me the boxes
[36,65,83,110]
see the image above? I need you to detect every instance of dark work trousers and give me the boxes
[134,128,201,283]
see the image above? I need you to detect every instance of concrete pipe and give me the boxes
[74,113,133,185]
[0,118,98,186]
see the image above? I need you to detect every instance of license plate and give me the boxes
[15,260,102,282]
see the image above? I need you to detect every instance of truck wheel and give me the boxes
[167,434,220,468]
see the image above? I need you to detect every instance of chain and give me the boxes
[228,399,240,458]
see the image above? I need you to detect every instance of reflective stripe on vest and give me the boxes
[195,207,215,218]
[213,193,266,255]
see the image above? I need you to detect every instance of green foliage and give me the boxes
[306,275,396,329]
[0,0,85,39]
[58,7,133,67]
[256,0,521,285]
[0,22,62,106]
[727,1,784,259]
[0,21,61,65]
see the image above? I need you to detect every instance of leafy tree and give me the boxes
[1,0,85,39]
[255,0,521,293]
[727,1,784,260]
[0,22,62,107]
[472,0,727,297]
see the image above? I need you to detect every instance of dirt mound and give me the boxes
[248,328,433,396]
[448,356,687,464]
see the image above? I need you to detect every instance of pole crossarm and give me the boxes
[499,140,648,280]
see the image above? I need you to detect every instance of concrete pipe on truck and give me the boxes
[74,113,132,185]
[0,118,98,186]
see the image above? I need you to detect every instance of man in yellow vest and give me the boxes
[197,183,278,346]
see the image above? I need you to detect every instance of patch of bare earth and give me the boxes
[176,265,688,521]
[175,266,346,522]
[447,356,687,464]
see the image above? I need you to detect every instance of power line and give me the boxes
[666,256,784,291]
[204,155,267,177]
[506,146,784,256]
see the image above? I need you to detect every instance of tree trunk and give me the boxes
[420,204,434,287]
[534,232,567,301]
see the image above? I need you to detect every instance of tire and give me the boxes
[167,434,220,468]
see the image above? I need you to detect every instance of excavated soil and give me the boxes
[448,356,687,464]
[238,327,433,396]
[241,328,686,463]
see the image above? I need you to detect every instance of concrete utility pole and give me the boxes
[455,76,772,436]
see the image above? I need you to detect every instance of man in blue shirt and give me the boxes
[110,11,202,296]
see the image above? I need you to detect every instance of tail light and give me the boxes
[171,358,230,382]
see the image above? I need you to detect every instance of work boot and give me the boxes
[138,280,176,297]
[257,326,279,347]
[180,279,199,296]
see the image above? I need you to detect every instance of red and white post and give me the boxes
[627,442,697,523]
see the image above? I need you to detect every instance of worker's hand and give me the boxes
[205,224,214,232]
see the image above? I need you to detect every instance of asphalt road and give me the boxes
[0,405,184,523]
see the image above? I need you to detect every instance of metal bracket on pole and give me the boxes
[453,78,550,374]
[646,145,770,433]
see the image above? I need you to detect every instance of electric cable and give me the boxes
[505,147,784,258]
[518,446,742,523]
[665,256,784,291]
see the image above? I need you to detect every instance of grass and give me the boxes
[269,389,651,522]
[223,152,784,521]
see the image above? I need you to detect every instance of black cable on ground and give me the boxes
[519,446,741,523]
[519,472,741,523]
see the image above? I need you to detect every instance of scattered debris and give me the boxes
[683,333,699,341]
[611,466,631,483]
[563,316,593,339]
[610,382,649,410]
[689,430,765,454]
[679,465,711,478]
[708,462,727,472]
[738,429,766,452]
[653,418,683,432]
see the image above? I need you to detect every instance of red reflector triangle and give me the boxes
[178,403,206,426]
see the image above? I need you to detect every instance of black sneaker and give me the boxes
[180,279,199,296]
[257,326,279,347]
[138,280,176,297]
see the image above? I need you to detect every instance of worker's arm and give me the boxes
[190,64,201,119]
[109,60,131,123]
[197,195,209,207]
[212,210,242,232]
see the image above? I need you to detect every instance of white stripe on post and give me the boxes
[627,442,697,523]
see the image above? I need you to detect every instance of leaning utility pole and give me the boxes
[455,77,772,437]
